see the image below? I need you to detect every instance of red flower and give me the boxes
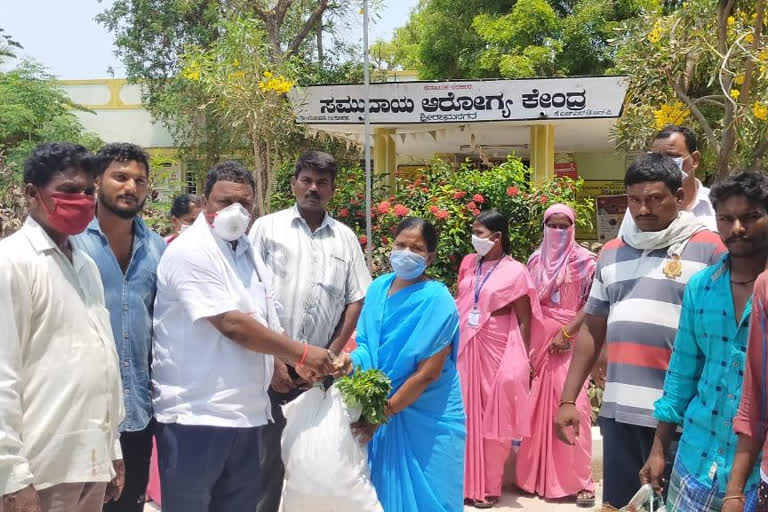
[472,193,485,204]
[429,205,439,214]
[355,211,365,218]
[338,208,349,218]
[466,201,477,210]
[453,190,467,200]
[358,235,368,246]
[421,187,429,193]
[393,204,410,217]
[377,201,391,214]
[539,196,548,205]
[506,186,520,197]
[472,208,481,216]
[380,236,389,244]
[435,209,450,220]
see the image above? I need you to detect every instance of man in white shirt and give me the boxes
[249,151,372,512]
[0,143,125,512]
[152,161,335,512]
[618,125,717,236]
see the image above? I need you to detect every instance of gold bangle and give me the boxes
[561,326,573,340]
[722,495,745,502]
[559,400,576,407]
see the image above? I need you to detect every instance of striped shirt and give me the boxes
[585,230,726,427]
[248,205,372,347]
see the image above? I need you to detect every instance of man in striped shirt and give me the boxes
[249,151,372,512]
[555,153,726,508]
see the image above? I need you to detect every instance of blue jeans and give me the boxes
[156,422,265,512]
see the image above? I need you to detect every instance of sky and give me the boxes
[1,0,418,80]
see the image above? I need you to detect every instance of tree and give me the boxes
[0,60,103,172]
[0,28,22,62]
[614,0,768,179]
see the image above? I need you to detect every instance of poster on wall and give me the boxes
[575,180,626,240]
[554,162,578,179]
[595,195,628,242]
[292,76,628,125]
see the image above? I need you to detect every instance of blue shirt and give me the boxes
[654,253,761,493]
[74,217,165,432]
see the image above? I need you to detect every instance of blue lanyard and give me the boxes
[474,258,501,307]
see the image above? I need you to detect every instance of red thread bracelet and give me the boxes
[297,342,309,370]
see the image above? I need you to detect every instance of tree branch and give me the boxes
[751,132,768,168]
[669,74,720,154]
[284,0,329,59]
[740,0,765,106]
[274,0,292,26]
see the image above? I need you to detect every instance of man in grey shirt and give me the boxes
[249,151,371,512]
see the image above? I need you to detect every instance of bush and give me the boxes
[273,154,594,287]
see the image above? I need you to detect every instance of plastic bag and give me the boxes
[280,385,383,512]
[619,484,667,512]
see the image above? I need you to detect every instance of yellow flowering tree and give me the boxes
[615,0,768,179]
[180,17,298,215]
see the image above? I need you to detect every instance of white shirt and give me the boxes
[152,215,276,428]
[249,205,372,347]
[0,218,124,495]
[618,179,717,237]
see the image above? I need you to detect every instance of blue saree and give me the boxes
[351,274,466,512]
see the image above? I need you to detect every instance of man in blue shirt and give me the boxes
[75,143,165,512]
[640,172,768,511]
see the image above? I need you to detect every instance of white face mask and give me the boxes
[211,203,251,241]
[472,234,496,256]
[671,156,689,178]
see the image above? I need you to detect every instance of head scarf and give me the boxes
[528,204,595,303]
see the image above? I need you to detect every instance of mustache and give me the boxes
[118,194,139,202]
[726,236,751,244]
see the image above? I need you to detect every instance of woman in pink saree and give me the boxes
[515,204,597,507]
[456,210,540,508]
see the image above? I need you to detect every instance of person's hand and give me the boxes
[549,328,572,354]
[271,359,296,393]
[721,497,746,512]
[554,403,580,446]
[591,349,607,389]
[352,421,380,444]
[103,459,125,503]
[639,451,666,494]
[299,345,334,380]
[2,485,41,512]
[331,352,353,378]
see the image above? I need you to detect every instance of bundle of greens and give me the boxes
[336,368,392,425]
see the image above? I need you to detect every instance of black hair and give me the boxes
[23,142,96,187]
[395,217,439,253]
[294,151,338,181]
[625,153,683,193]
[710,171,768,212]
[94,142,150,176]
[476,209,511,255]
[170,193,201,218]
[654,125,698,154]
[203,161,256,197]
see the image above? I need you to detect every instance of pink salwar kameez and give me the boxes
[456,254,541,502]
[515,204,597,499]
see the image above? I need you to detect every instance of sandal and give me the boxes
[473,496,499,509]
[577,490,596,508]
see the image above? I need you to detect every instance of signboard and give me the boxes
[292,76,628,125]
[596,195,628,242]
[575,180,625,240]
[554,162,578,179]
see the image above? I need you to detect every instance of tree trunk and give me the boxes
[264,138,274,214]
[251,127,266,217]
[716,0,737,181]
[316,14,324,67]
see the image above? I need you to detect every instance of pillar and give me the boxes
[530,124,555,184]
[373,128,397,188]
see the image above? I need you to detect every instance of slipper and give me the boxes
[577,490,596,508]
[473,496,499,509]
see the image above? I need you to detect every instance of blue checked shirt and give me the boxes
[74,217,165,432]
[654,253,761,493]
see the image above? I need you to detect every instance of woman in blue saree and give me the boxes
[336,217,466,512]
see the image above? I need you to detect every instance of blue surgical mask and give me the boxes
[389,249,427,280]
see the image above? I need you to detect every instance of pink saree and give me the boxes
[516,204,597,499]
[456,254,541,502]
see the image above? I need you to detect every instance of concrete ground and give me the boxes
[144,427,605,512]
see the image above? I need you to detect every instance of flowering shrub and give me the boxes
[272,155,594,286]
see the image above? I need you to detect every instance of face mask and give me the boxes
[471,234,496,256]
[209,203,251,241]
[671,156,688,178]
[40,191,95,235]
[390,249,428,280]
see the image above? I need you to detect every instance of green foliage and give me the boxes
[336,368,392,425]
[272,155,594,286]
[0,27,22,62]
[0,60,103,173]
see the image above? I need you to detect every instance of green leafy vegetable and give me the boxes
[336,368,392,425]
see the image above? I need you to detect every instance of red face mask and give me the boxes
[39,192,96,235]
